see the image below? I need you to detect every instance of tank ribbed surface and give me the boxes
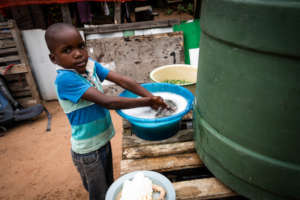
[194,0,300,199]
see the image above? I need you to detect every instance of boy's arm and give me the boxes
[105,71,154,98]
[81,87,165,110]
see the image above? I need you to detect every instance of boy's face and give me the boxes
[49,29,88,74]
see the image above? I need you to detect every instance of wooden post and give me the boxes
[9,20,41,104]
[114,2,121,24]
[82,19,180,35]
[61,4,72,24]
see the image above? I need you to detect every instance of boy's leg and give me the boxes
[71,144,112,200]
[71,150,89,191]
[99,142,114,185]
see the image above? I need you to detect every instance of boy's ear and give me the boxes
[49,53,56,64]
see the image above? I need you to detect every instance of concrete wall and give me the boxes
[22,29,57,100]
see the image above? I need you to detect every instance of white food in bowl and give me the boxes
[118,172,166,200]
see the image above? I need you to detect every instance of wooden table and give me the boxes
[120,114,239,200]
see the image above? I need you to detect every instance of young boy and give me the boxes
[45,23,166,200]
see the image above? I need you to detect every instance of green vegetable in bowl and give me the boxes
[163,79,191,85]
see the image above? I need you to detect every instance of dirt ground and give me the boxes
[0,101,122,200]
[0,101,124,200]
[0,11,193,200]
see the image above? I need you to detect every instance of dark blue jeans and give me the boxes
[71,142,114,200]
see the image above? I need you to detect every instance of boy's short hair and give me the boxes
[45,23,77,52]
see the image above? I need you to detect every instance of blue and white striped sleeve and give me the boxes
[55,71,91,103]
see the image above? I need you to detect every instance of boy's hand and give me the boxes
[150,96,168,110]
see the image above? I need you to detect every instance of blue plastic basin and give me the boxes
[117,83,194,140]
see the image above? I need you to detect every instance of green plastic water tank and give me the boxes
[194,0,300,199]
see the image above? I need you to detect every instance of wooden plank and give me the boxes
[13,90,32,98]
[83,19,180,35]
[8,85,30,92]
[120,152,202,175]
[0,39,16,49]
[123,128,194,148]
[5,74,26,82]
[0,31,12,39]
[0,64,28,74]
[0,55,20,63]
[0,21,13,29]
[17,97,37,107]
[8,83,28,94]
[114,2,121,24]
[123,141,195,159]
[173,178,236,200]
[10,20,40,104]
[0,47,18,55]
[10,20,26,68]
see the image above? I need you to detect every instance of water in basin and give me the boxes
[121,92,187,119]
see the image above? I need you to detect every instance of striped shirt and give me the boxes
[55,59,115,154]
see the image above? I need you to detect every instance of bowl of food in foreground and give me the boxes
[117,83,194,141]
[105,170,175,200]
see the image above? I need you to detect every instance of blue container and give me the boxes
[117,83,194,140]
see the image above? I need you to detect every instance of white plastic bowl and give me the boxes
[150,64,197,94]
[105,170,176,200]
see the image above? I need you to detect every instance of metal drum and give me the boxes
[194,0,300,199]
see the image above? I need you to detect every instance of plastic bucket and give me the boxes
[150,64,197,95]
[117,83,194,141]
